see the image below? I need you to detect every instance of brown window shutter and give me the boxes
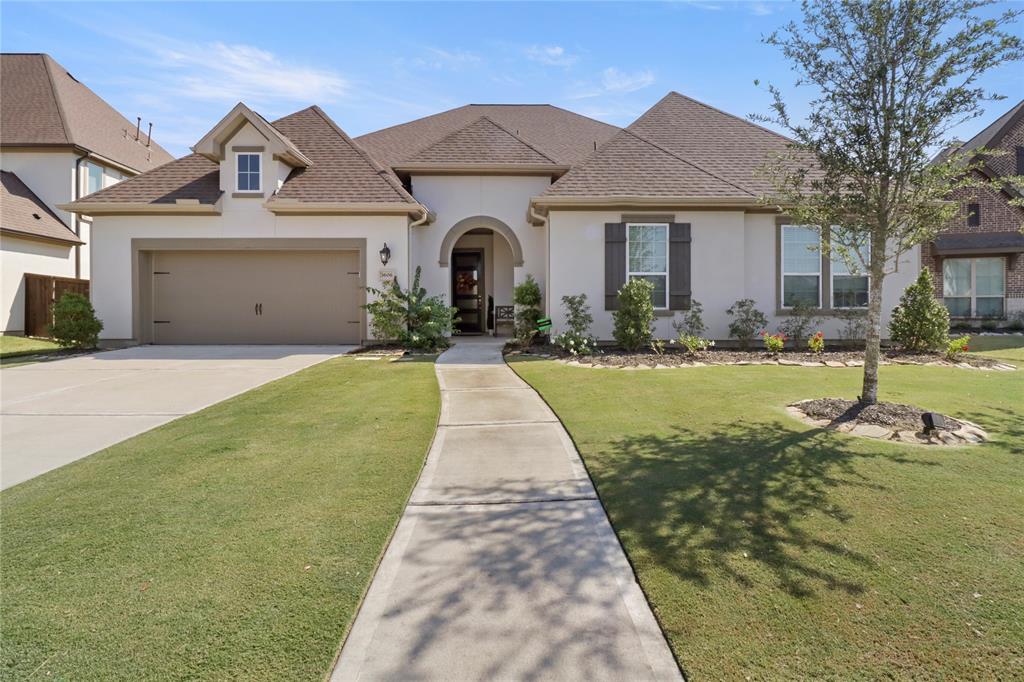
[669,222,692,310]
[605,223,626,310]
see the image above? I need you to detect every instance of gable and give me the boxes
[402,116,559,168]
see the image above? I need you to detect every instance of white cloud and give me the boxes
[408,47,482,71]
[524,45,580,67]
[601,67,656,94]
[748,1,776,16]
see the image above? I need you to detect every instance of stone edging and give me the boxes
[786,401,989,446]
[532,355,1017,372]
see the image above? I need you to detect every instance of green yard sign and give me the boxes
[536,317,552,332]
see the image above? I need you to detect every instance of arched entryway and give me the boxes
[440,216,521,336]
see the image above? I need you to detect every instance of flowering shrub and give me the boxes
[945,335,970,361]
[761,330,786,354]
[364,267,456,350]
[553,293,596,356]
[808,331,825,354]
[650,338,667,355]
[674,333,714,354]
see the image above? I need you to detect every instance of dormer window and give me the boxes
[236,152,261,193]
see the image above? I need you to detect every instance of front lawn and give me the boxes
[1,357,439,680]
[0,335,62,359]
[510,358,1023,680]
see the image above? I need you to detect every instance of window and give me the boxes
[236,152,261,192]
[781,225,821,307]
[102,169,124,188]
[967,202,981,227]
[943,257,1005,318]
[831,241,870,308]
[626,223,668,308]
[85,162,103,195]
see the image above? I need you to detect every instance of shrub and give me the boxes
[808,331,825,354]
[778,301,822,346]
[980,319,999,331]
[513,275,543,347]
[675,333,714,354]
[888,269,949,352]
[613,278,655,352]
[1006,312,1024,332]
[836,309,868,342]
[552,293,596,356]
[364,267,456,351]
[945,335,970,361]
[48,292,103,349]
[672,299,706,337]
[726,299,768,349]
[761,331,786,354]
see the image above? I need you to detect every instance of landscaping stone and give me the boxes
[825,360,846,368]
[851,423,892,439]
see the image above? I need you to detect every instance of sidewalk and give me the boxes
[332,337,681,681]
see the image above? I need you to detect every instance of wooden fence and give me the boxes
[24,273,90,338]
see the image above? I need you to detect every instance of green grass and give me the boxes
[0,336,62,359]
[965,333,1024,364]
[510,357,1023,680]
[1,357,439,681]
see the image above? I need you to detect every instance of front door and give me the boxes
[452,250,484,334]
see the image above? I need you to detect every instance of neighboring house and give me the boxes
[62,92,920,346]
[0,53,173,334]
[923,99,1024,322]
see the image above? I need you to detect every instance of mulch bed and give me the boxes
[507,343,1010,370]
[797,398,956,432]
[787,398,988,446]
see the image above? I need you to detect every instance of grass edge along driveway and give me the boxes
[510,347,1023,681]
[1,356,439,681]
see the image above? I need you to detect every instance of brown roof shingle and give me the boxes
[404,116,558,166]
[270,106,416,204]
[356,104,619,167]
[72,153,221,205]
[1,53,174,172]
[1,170,81,243]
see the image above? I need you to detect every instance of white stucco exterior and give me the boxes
[1,234,77,333]
[547,209,920,341]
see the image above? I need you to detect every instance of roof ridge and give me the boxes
[306,105,417,204]
[621,127,756,196]
[651,91,796,145]
[39,54,71,145]
[959,98,1024,154]
[472,115,560,164]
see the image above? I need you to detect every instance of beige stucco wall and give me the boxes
[409,175,549,313]
[1,234,76,333]
[548,209,921,341]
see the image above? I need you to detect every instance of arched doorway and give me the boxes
[440,216,522,336]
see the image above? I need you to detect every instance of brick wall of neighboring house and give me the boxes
[922,114,1024,317]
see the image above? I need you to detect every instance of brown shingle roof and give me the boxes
[542,91,810,200]
[1,54,174,172]
[270,106,416,204]
[542,128,750,198]
[356,104,619,167]
[1,171,81,243]
[72,153,220,205]
[404,116,558,166]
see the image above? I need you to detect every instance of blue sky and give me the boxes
[3,1,1021,158]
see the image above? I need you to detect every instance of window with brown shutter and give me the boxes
[604,223,626,310]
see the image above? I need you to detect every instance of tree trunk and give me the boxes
[860,236,888,405]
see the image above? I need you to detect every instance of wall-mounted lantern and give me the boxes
[379,242,391,266]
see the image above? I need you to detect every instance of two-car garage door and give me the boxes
[151,250,361,344]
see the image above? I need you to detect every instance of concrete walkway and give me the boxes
[333,338,681,681]
[0,345,352,489]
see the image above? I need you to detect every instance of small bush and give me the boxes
[513,275,543,347]
[808,331,825,354]
[726,299,768,349]
[48,292,103,349]
[553,294,596,356]
[672,299,706,337]
[613,278,655,352]
[889,269,949,352]
[1006,312,1024,331]
[675,333,714,354]
[778,301,822,347]
[980,319,999,331]
[945,335,970,361]
[836,309,868,342]
[364,267,456,350]
[761,331,786,354]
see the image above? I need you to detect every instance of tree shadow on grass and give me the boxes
[597,423,940,599]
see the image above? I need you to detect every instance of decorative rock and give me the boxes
[801,361,824,367]
[835,421,857,433]
[956,429,983,443]
[897,430,926,444]
[938,431,960,446]
[654,364,670,370]
[734,360,752,366]
[956,362,974,369]
[779,359,801,366]
[846,360,864,367]
[825,360,846,368]
[851,423,893,439]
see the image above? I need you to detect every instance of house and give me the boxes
[923,99,1024,322]
[61,92,921,346]
[0,53,173,335]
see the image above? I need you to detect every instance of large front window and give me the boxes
[781,225,821,307]
[831,241,869,308]
[943,257,1005,318]
[627,223,668,308]
[236,152,261,192]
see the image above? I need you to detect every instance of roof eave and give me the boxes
[0,226,83,245]
[58,201,222,216]
[532,195,763,208]
[393,162,570,176]
[263,200,427,216]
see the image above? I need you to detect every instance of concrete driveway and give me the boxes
[0,345,352,490]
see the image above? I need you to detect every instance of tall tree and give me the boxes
[760,0,1022,404]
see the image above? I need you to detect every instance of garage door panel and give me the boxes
[151,250,361,344]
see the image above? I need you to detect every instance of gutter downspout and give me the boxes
[408,204,433,289]
[527,201,550,316]
[73,153,87,279]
